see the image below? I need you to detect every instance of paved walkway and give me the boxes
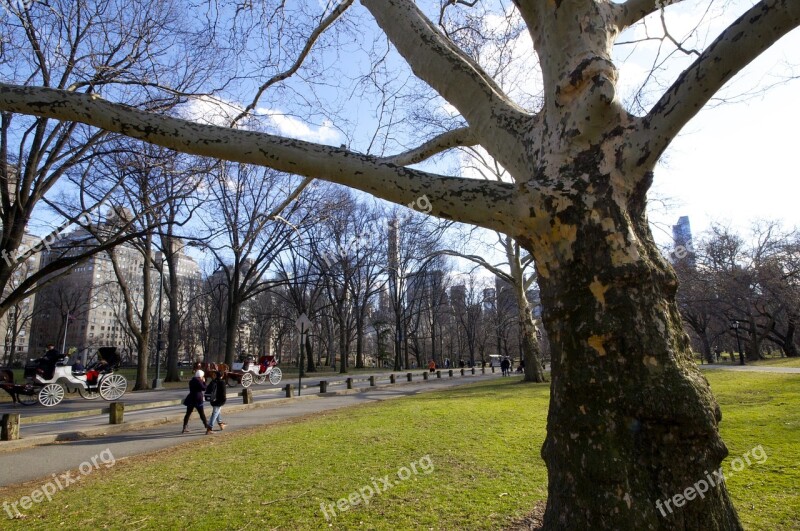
[0,370,504,487]
[699,364,800,374]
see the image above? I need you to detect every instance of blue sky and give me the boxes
[27,1,800,258]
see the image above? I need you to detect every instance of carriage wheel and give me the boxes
[18,385,39,406]
[38,383,65,407]
[255,373,267,385]
[99,374,127,401]
[268,367,282,385]
[78,386,101,400]
[240,372,254,388]
[226,373,238,387]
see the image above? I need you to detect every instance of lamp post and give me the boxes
[152,251,165,389]
[61,313,70,354]
[730,320,745,366]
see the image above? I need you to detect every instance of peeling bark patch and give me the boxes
[589,276,608,309]
[588,334,608,356]
[643,355,660,368]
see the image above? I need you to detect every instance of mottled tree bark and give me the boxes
[525,159,740,528]
[515,284,547,383]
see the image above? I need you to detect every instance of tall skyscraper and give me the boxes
[672,215,696,266]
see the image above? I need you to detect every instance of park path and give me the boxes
[0,370,504,489]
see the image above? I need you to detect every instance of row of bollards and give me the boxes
[2,366,490,441]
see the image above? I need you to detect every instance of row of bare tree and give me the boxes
[676,222,800,362]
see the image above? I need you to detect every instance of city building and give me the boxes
[672,215,696,266]
[28,218,201,363]
[0,233,43,365]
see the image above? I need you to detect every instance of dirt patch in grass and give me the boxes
[507,499,545,530]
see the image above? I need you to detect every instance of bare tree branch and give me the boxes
[0,83,517,233]
[229,0,356,126]
[362,0,528,156]
[612,0,687,31]
[638,0,800,170]
[378,127,477,166]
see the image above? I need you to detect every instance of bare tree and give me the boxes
[0,0,212,320]
[4,0,800,525]
[194,163,311,365]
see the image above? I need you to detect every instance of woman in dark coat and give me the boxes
[182,370,212,434]
[500,356,511,377]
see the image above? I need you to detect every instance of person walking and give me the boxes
[207,370,227,431]
[500,356,511,377]
[182,370,212,435]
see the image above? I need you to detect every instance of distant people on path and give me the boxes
[206,370,227,431]
[428,360,436,373]
[444,359,450,369]
[183,370,212,435]
[500,356,511,377]
[459,359,465,368]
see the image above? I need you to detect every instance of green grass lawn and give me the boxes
[0,372,797,530]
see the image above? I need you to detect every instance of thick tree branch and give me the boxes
[361,0,528,156]
[378,127,477,166]
[612,0,686,31]
[0,84,516,233]
[638,0,800,169]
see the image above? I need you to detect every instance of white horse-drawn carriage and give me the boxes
[2,347,128,407]
[229,355,282,388]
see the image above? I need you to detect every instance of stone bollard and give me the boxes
[471,367,476,375]
[284,384,293,398]
[109,402,124,424]
[437,370,441,379]
[369,375,376,387]
[407,372,413,382]
[390,374,396,384]
[346,377,353,390]
[423,371,429,381]
[242,388,253,404]
[460,368,465,376]
[492,366,495,373]
[1,413,20,441]
[320,380,328,394]
[449,369,454,378]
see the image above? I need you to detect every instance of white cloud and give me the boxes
[260,109,341,145]
[182,96,243,126]
[182,97,342,145]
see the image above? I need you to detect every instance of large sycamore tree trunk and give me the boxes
[529,159,738,527]
[2,0,798,527]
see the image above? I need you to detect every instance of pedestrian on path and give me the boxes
[182,370,212,435]
[207,370,227,431]
[500,356,511,377]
